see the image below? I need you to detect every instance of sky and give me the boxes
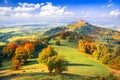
[0,0,120,27]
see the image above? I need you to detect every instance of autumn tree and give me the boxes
[93,44,102,60]
[78,40,86,52]
[11,46,27,70]
[38,46,68,73]
[3,43,17,58]
[38,46,57,64]
[24,43,35,58]
[102,53,111,64]
[0,46,3,67]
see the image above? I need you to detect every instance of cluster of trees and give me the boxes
[44,27,66,35]
[93,44,120,70]
[78,39,97,54]
[55,31,83,42]
[0,39,48,69]
[78,39,120,70]
[38,46,68,73]
[10,42,36,69]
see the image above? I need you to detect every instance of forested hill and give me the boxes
[44,20,120,44]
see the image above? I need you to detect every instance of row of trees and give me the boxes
[78,39,120,70]
[11,43,35,69]
[93,44,120,70]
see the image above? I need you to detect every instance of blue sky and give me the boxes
[0,0,120,27]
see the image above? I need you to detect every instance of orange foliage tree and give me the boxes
[24,43,35,58]
[3,43,17,58]
[11,46,27,70]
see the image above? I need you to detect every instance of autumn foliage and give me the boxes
[24,43,35,58]
[78,39,120,70]
[38,46,68,73]
[3,43,17,58]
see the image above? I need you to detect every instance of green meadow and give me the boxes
[0,40,112,80]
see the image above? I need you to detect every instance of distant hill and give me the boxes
[44,26,66,35]
[44,20,120,44]
[67,20,120,43]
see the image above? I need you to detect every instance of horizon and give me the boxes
[0,0,120,28]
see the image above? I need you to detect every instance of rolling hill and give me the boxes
[44,20,120,44]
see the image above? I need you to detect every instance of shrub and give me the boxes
[55,40,60,45]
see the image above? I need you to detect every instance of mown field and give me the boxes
[0,40,113,80]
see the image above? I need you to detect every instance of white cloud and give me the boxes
[0,7,12,16]
[0,2,75,23]
[79,11,91,18]
[109,9,120,17]
[107,3,114,7]
[14,2,41,12]
[101,3,114,8]
[13,12,32,18]
[100,9,120,18]
[39,2,74,17]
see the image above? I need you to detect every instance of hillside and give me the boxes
[44,20,120,44]
[67,20,120,43]
[0,40,112,80]
[0,20,120,80]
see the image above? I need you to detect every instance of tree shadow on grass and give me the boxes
[68,63,93,67]
[24,59,39,66]
[0,72,91,80]
[0,72,118,80]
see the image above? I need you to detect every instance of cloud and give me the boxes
[101,3,114,8]
[13,12,32,18]
[14,2,41,12]
[79,11,91,18]
[100,9,120,18]
[0,2,75,23]
[39,2,74,17]
[109,9,120,17]
[0,7,12,16]
[107,3,114,7]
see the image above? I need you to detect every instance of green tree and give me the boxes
[55,40,60,45]
[53,56,68,73]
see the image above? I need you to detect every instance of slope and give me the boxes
[67,20,120,43]
[50,40,111,77]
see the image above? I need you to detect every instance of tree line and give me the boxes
[78,39,120,70]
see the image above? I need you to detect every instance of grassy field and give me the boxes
[0,40,112,80]
[50,40,111,77]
